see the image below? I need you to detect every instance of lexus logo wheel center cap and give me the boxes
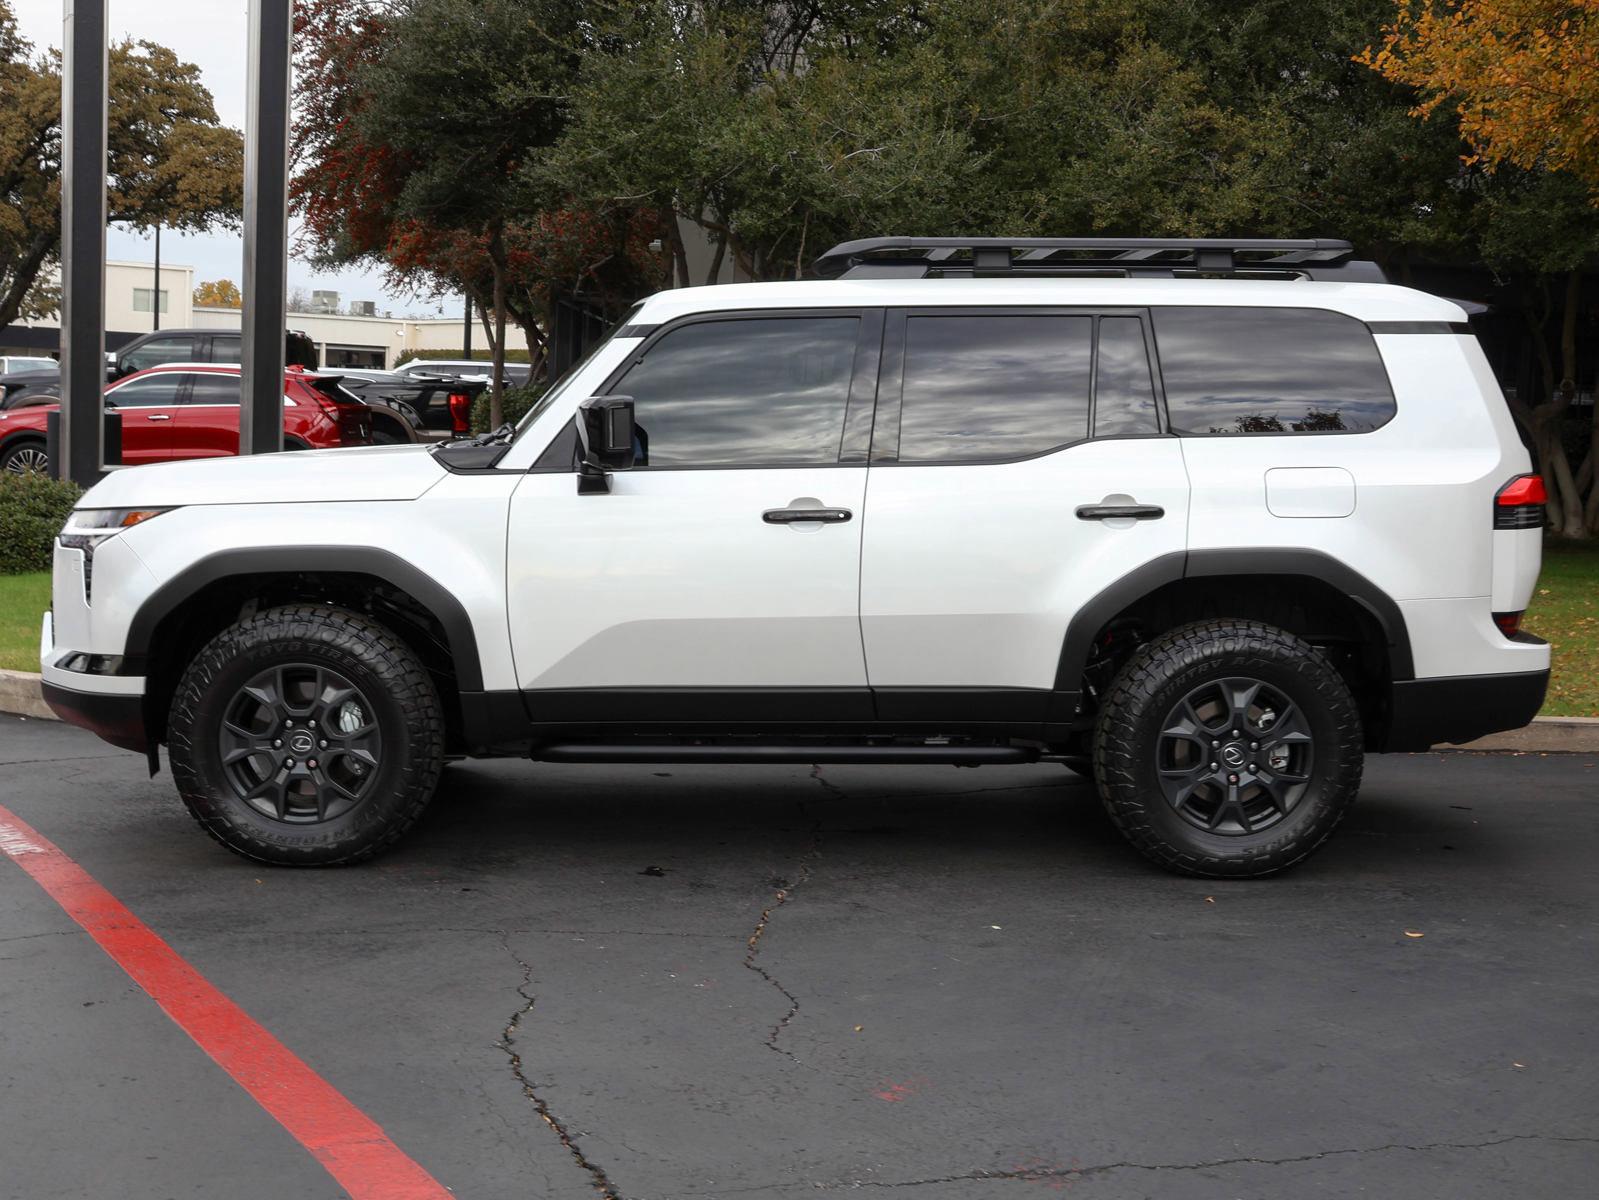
[288,731,316,756]
[1220,743,1248,769]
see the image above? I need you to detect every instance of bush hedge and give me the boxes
[470,384,544,434]
[0,472,82,574]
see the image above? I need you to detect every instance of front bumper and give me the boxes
[1381,661,1550,751]
[41,679,149,753]
[40,608,149,753]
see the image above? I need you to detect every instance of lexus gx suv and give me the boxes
[42,237,1550,877]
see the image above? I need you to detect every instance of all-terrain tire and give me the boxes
[1092,619,1363,878]
[168,605,444,865]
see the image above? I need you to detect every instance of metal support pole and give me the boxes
[463,295,473,358]
[58,0,107,486]
[239,0,292,455]
[151,224,160,330]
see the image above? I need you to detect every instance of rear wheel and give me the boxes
[167,605,444,865]
[0,438,49,475]
[1092,619,1362,877]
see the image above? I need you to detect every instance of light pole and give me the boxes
[239,0,292,455]
[57,0,108,486]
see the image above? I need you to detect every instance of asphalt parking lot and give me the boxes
[2,714,1596,1200]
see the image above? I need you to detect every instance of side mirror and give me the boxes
[574,395,637,494]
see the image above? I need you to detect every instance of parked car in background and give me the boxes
[0,363,373,474]
[0,355,57,376]
[333,368,488,441]
[0,366,61,410]
[109,328,319,380]
[391,357,530,389]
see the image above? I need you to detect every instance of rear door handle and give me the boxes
[1075,503,1164,521]
[145,413,171,421]
[763,507,852,524]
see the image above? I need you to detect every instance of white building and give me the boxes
[192,305,467,369]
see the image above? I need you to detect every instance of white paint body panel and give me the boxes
[1264,467,1355,518]
[49,476,522,693]
[76,442,445,509]
[506,469,868,688]
[860,440,1190,689]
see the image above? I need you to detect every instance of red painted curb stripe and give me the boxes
[0,805,452,1200]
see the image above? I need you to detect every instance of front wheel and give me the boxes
[1092,619,1362,878]
[167,605,445,865]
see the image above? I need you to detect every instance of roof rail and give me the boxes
[811,237,1388,284]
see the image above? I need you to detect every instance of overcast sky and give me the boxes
[13,0,459,318]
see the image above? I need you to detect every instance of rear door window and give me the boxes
[1152,307,1396,434]
[185,373,241,405]
[895,315,1093,462]
[1093,316,1159,436]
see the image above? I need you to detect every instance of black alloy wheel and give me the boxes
[218,663,383,824]
[1156,677,1313,835]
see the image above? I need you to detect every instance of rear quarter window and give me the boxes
[1152,307,1395,435]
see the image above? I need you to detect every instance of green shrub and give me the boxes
[0,472,82,574]
[470,383,544,434]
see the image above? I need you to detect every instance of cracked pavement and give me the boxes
[2,714,1597,1199]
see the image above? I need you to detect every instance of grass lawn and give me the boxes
[0,541,1594,714]
[1523,540,1599,717]
[0,571,48,673]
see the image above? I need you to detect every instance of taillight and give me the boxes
[448,391,471,435]
[1494,474,1546,530]
[1492,611,1523,638]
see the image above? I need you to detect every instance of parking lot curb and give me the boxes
[0,669,52,721]
[1443,716,1599,753]
[1,667,1595,751]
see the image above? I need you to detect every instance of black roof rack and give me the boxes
[811,237,1388,284]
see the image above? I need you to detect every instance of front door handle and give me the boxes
[145,413,172,421]
[763,507,852,524]
[1076,503,1164,521]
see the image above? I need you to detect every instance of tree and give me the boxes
[292,0,657,418]
[1361,0,1599,195]
[0,1,243,329]
[1361,1,1599,535]
[193,278,241,307]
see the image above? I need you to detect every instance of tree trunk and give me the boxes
[662,210,690,289]
[488,224,508,430]
[1550,271,1587,538]
[704,230,727,286]
[0,228,57,329]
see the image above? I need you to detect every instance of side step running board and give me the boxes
[533,744,1038,765]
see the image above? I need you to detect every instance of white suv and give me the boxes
[41,238,1550,877]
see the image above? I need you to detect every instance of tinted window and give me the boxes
[897,315,1091,462]
[1153,307,1395,435]
[107,374,182,407]
[618,317,858,467]
[1094,317,1158,436]
[121,336,193,373]
[186,374,240,404]
[211,337,241,364]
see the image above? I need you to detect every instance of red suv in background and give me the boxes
[0,364,374,474]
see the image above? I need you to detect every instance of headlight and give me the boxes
[59,508,172,603]
[58,507,172,551]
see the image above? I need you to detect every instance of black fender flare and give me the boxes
[1052,548,1414,692]
[124,546,485,691]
